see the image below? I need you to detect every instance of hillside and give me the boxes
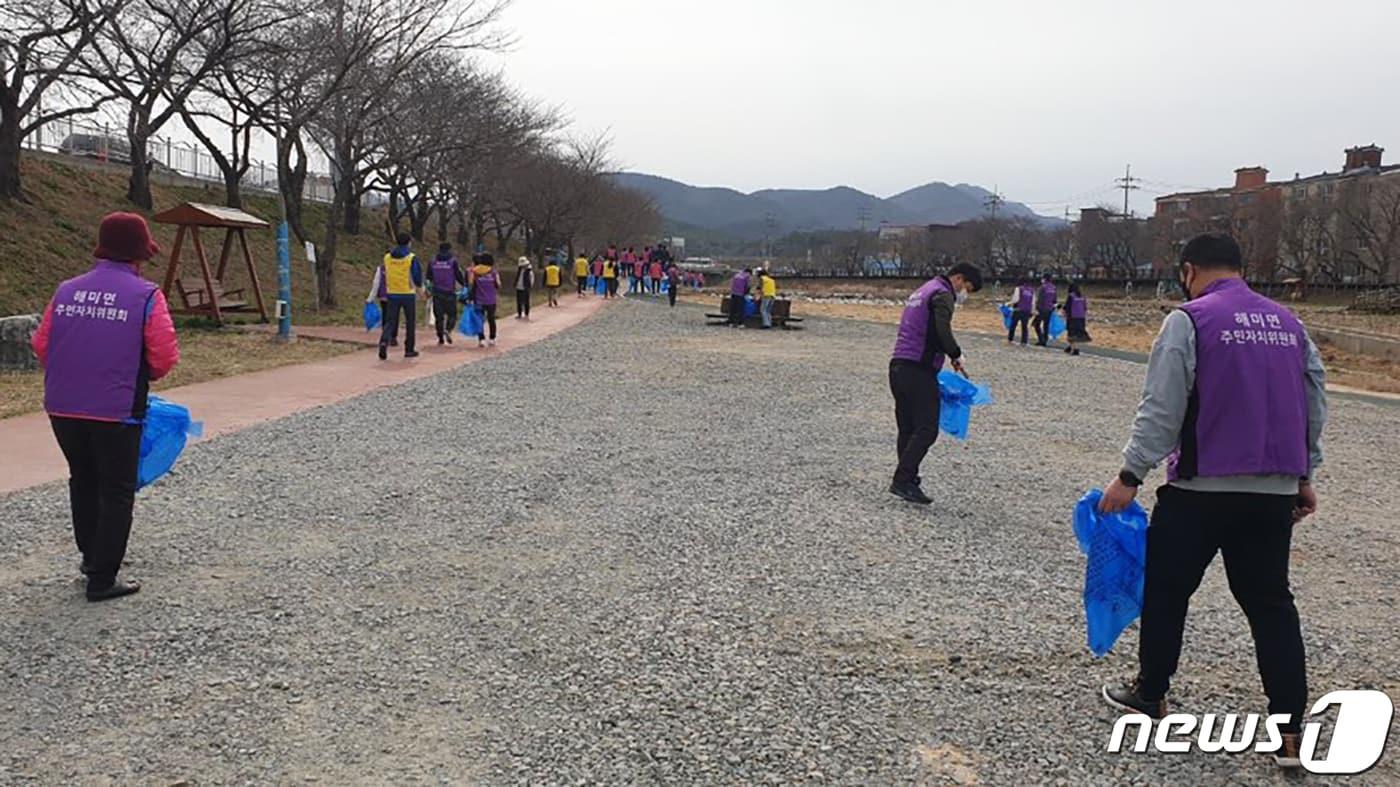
[0,154,396,322]
[610,172,1058,244]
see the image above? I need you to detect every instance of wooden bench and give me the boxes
[705,296,803,329]
[176,277,248,312]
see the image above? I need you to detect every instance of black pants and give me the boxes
[516,289,530,318]
[729,295,745,325]
[889,360,941,484]
[1008,311,1030,344]
[432,292,458,339]
[1032,310,1052,345]
[606,278,618,297]
[1138,486,1306,729]
[380,297,416,353]
[668,284,678,307]
[478,303,498,340]
[51,417,142,587]
[577,277,587,295]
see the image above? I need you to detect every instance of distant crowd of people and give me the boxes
[1004,273,1092,356]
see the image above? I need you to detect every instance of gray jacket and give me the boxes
[1122,309,1327,495]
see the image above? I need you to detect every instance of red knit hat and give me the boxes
[94,212,160,262]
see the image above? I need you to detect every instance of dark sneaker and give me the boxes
[87,579,141,602]
[378,345,388,361]
[445,333,453,345]
[1274,732,1302,769]
[1102,680,1167,719]
[889,481,933,505]
[404,350,420,359]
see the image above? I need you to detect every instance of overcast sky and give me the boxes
[484,0,1400,216]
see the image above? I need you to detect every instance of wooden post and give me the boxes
[161,224,187,302]
[215,227,236,281]
[191,226,222,324]
[236,228,270,322]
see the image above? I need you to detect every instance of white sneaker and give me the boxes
[478,339,485,347]
[488,339,496,347]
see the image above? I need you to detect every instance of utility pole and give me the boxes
[853,204,872,271]
[984,186,1004,221]
[1116,164,1141,218]
[763,210,777,261]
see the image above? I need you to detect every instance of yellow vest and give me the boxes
[760,275,777,297]
[544,265,561,287]
[383,253,416,295]
[603,261,617,279]
[574,257,589,277]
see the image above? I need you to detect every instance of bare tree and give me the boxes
[1338,175,1400,284]
[79,0,267,208]
[1278,192,1339,284]
[0,0,121,200]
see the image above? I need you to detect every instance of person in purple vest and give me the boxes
[1098,233,1328,770]
[1061,283,1090,356]
[427,242,464,346]
[1032,274,1057,346]
[30,212,181,602]
[888,262,984,504]
[1005,277,1034,345]
[728,268,752,327]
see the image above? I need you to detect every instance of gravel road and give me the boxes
[2,300,1397,784]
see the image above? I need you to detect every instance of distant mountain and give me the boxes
[610,173,1058,243]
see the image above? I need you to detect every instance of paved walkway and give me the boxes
[0,297,604,496]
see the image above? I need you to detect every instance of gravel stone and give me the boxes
[1,300,1397,784]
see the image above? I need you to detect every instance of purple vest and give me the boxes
[1015,286,1034,314]
[429,257,459,292]
[1068,294,1087,319]
[891,276,953,370]
[472,268,498,305]
[730,273,750,296]
[1037,282,1057,312]
[1167,278,1309,481]
[45,261,156,422]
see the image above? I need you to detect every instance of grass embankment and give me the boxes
[681,279,1400,394]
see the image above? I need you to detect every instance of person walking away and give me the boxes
[667,265,681,308]
[29,212,180,601]
[575,253,590,298]
[514,257,534,319]
[1097,233,1327,771]
[622,247,637,294]
[728,268,752,327]
[469,252,502,346]
[633,250,647,294]
[1032,274,1058,347]
[428,243,464,345]
[887,263,983,505]
[378,232,423,360]
[602,256,618,298]
[648,255,663,295]
[1006,277,1033,345]
[591,254,605,291]
[1063,283,1090,356]
[757,268,778,328]
[544,256,562,307]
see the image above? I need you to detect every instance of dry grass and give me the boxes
[682,281,1400,395]
[0,327,358,420]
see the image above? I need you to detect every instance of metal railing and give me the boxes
[24,116,337,204]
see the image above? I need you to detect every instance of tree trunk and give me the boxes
[126,133,153,209]
[436,201,450,242]
[319,182,344,309]
[409,192,430,241]
[277,130,310,244]
[0,103,22,201]
[455,204,470,247]
[223,168,243,209]
[343,180,361,234]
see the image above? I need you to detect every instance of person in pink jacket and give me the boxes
[30,212,180,601]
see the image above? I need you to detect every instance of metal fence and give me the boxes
[24,116,337,204]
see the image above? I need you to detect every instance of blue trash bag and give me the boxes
[743,296,759,318]
[456,286,472,305]
[1073,489,1150,657]
[937,369,993,440]
[1050,310,1067,340]
[660,279,670,294]
[458,305,484,337]
[999,304,1013,331]
[138,396,203,490]
[362,301,381,331]
[595,277,608,295]
[586,274,596,290]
